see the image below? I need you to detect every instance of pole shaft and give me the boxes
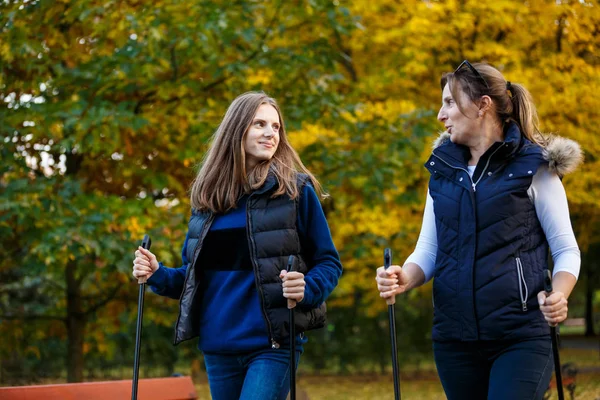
[132,283,145,400]
[544,269,564,400]
[389,304,401,400]
[288,255,297,400]
[290,309,296,400]
[384,248,401,400]
[550,327,564,400]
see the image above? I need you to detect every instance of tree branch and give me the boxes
[134,90,157,114]
[333,29,357,82]
[556,14,565,53]
[200,0,284,92]
[170,45,179,82]
[84,284,122,316]
[132,0,283,110]
[40,276,67,292]
[0,314,65,322]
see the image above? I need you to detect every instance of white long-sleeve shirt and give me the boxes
[406,165,581,282]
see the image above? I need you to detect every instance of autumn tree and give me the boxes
[0,0,358,381]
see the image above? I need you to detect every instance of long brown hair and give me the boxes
[190,91,324,213]
[441,62,546,146]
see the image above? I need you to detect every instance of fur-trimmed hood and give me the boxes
[432,131,583,177]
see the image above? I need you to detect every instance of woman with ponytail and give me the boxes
[376,61,582,399]
[132,92,342,400]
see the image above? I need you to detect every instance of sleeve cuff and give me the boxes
[300,275,318,308]
[147,262,167,287]
[405,254,435,283]
[552,251,581,280]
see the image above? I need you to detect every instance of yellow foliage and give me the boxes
[246,69,274,86]
[356,99,417,122]
[127,216,145,239]
[313,0,600,315]
[288,124,344,151]
[49,123,63,139]
[0,41,12,63]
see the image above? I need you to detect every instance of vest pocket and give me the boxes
[515,257,529,311]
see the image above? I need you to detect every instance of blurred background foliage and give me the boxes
[1,0,599,388]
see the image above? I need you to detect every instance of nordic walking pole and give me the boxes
[287,255,297,400]
[132,234,152,400]
[384,248,401,400]
[544,269,564,400]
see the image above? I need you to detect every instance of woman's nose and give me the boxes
[264,126,276,137]
[437,108,447,122]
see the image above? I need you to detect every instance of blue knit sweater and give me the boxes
[147,184,341,353]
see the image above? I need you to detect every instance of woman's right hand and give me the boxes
[376,265,410,300]
[132,246,159,282]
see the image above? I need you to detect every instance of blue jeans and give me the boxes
[433,337,553,400]
[203,348,301,400]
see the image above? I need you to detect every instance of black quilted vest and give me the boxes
[173,174,327,347]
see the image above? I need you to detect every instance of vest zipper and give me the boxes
[515,257,529,312]
[431,151,481,338]
[246,195,279,349]
[470,145,503,190]
[173,214,214,345]
[432,145,511,339]
[430,150,485,339]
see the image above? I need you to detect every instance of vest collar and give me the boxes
[432,122,523,168]
[252,172,278,196]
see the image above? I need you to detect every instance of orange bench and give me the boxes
[0,376,198,400]
[548,375,576,388]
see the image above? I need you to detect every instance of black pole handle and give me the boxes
[141,234,152,250]
[137,235,152,284]
[543,269,553,294]
[384,248,392,270]
[384,248,395,306]
[287,255,296,273]
[286,255,297,309]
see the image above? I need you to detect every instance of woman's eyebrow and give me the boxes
[254,117,279,124]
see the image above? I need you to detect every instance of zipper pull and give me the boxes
[472,182,477,192]
[522,301,528,312]
[271,339,280,349]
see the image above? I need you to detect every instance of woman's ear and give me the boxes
[480,95,493,114]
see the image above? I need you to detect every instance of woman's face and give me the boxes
[244,104,281,170]
[437,83,481,146]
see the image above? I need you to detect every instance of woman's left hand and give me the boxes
[537,290,569,326]
[280,270,305,309]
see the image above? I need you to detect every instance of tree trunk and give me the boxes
[66,260,86,382]
[585,263,595,337]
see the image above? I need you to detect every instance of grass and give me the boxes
[193,344,600,400]
[3,336,598,399]
[194,372,600,400]
[194,374,447,400]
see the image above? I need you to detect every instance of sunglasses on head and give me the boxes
[454,60,490,91]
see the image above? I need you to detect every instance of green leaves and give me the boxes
[2,0,599,379]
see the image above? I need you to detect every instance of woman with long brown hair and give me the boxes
[133,91,342,400]
[376,61,582,399]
